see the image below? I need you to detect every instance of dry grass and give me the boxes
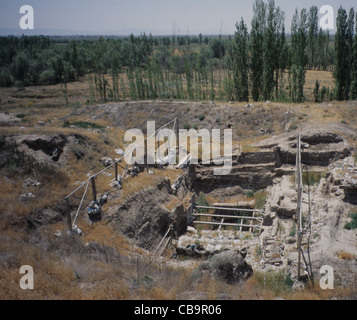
[165,197,182,211]
[107,167,183,207]
[283,282,353,300]
[239,135,270,153]
[0,233,81,300]
[337,251,356,260]
[229,273,355,300]
[80,221,132,255]
[0,69,336,116]
[0,223,355,300]
[305,70,335,94]
[0,165,69,222]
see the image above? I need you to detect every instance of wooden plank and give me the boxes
[159,236,171,256]
[154,227,171,255]
[211,201,255,208]
[193,221,260,229]
[196,206,263,213]
[218,219,224,231]
[193,213,263,221]
[250,212,255,232]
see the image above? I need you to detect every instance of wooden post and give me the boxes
[250,212,255,233]
[114,162,118,181]
[176,118,179,162]
[296,134,303,280]
[91,177,97,202]
[144,139,148,170]
[114,163,118,181]
[169,223,174,246]
[65,197,72,232]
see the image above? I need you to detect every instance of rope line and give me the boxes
[72,180,90,228]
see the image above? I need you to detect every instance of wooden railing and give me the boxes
[193,205,264,232]
[64,118,179,232]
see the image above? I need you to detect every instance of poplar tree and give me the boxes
[351,13,357,99]
[262,0,284,101]
[317,28,331,70]
[278,25,289,99]
[291,8,308,102]
[334,7,348,101]
[345,8,355,100]
[233,18,249,102]
[307,6,319,69]
[250,0,265,101]
[262,0,276,101]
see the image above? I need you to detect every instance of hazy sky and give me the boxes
[0,0,356,35]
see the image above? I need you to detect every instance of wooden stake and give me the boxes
[296,134,303,280]
[144,139,147,170]
[91,177,97,202]
[114,162,118,181]
[65,198,72,232]
[176,117,179,161]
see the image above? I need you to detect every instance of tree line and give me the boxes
[0,1,356,104]
[232,0,333,103]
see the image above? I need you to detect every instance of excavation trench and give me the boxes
[110,131,353,255]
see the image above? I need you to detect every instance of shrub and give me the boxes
[254,270,293,296]
[313,80,320,103]
[320,86,328,102]
[197,192,209,213]
[289,222,296,237]
[246,189,255,198]
[302,171,325,186]
[0,67,14,87]
[344,213,357,230]
[198,114,205,121]
[63,121,105,130]
[39,69,56,84]
[245,189,267,210]
[254,190,267,210]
